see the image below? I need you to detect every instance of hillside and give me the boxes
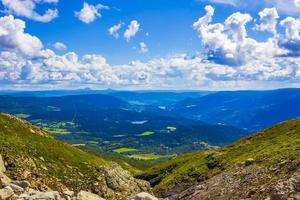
[140,118,300,199]
[0,113,150,200]
[170,88,300,131]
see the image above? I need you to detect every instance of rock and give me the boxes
[63,190,74,200]
[77,190,105,200]
[244,159,255,167]
[28,191,61,200]
[12,180,31,189]
[0,172,11,187]
[287,161,300,172]
[270,193,288,200]
[0,155,6,173]
[0,186,14,199]
[132,192,158,200]
[291,176,300,192]
[9,183,24,194]
[294,195,300,200]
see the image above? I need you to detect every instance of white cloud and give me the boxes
[255,8,279,34]
[279,16,300,55]
[1,8,300,90]
[280,17,300,41]
[1,0,58,23]
[193,6,285,66]
[75,2,108,24]
[53,42,67,51]
[124,20,140,42]
[0,15,43,57]
[108,23,123,38]
[296,0,300,6]
[139,42,148,53]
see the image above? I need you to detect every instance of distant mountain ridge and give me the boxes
[170,88,300,131]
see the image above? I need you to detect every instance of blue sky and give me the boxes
[0,0,289,64]
[0,0,300,90]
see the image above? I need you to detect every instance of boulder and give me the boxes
[244,159,255,167]
[0,186,14,199]
[9,183,24,194]
[77,190,105,200]
[132,192,158,200]
[0,172,11,187]
[11,180,31,189]
[28,191,61,200]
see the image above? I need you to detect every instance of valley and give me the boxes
[0,89,300,199]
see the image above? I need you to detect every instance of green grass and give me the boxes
[128,154,174,160]
[0,113,122,192]
[145,118,300,195]
[48,128,70,135]
[14,114,31,119]
[113,147,139,154]
[138,131,155,136]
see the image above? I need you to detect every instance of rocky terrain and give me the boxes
[0,113,158,200]
[141,118,300,200]
[0,159,159,200]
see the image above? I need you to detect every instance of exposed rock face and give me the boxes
[0,170,153,200]
[171,160,300,200]
[95,163,150,199]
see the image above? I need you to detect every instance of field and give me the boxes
[128,153,174,160]
[138,131,155,136]
[113,147,139,154]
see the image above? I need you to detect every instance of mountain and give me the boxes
[108,91,211,106]
[0,95,247,156]
[0,113,150,199]
[139,118,300,199]
[170,88,300,131]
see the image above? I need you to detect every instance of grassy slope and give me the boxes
[0,113,134,191]
[144,118,300,195]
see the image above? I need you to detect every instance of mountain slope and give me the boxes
[0,113,149,199]
[171,88,300,131]
[140,118,300,199]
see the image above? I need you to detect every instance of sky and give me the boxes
[0,0,300,90]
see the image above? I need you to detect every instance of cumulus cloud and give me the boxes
[193,5,284,66]
[279,16,300,56]
[1,0,58,23]
[53,42,67,51]
[124,20,140,41]
[108,23,123,38]
[75,2,108,24]
[296,0,300,6]
[1,8,300,90]
[139,42,148,53]
[0,15,43,57]
[255,8,279,34]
